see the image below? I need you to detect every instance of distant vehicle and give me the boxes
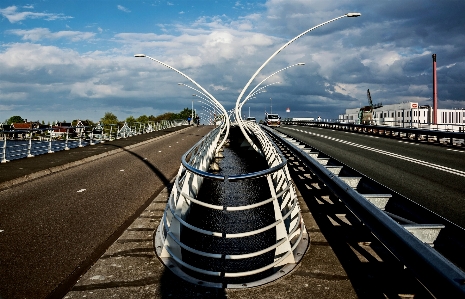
[246,117,256,123]
[265,113,281,127]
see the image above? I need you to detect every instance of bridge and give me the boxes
[2,12,465,299]
[1,120,465,299]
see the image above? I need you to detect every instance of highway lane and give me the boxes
[0,126,213,299]
[276,125,465,228]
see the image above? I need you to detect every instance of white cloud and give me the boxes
[117,5,131,13]
[7,28,95,42]
[1,0,465,122]
[0,5,72,23]
[210,84,228,91]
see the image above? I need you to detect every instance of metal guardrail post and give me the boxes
[27,130,35,157]
[266,127,465,298]
[1,135,9,163]
[47,128,54,154]
[64,128,70,150]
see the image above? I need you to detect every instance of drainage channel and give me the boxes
[154,125,309,289]
[178,136,277,286]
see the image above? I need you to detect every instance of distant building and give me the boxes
[8,122,41,139]
[339,102,465,130]
[52,122,74,138]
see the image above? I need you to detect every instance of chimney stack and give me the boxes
[432,54,437,125]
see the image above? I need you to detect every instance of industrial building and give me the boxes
[339,102,465,130]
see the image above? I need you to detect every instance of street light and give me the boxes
[234,13,361,153]
[243,63,304,107]
[178,82,220,120]
[193,94,221,114]
[235,63,304,151]
[198,101,220,123]
[135,54,230,153]
[239,82,280,113]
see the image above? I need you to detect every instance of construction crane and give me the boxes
[358,89,374,124]
[367,89,373,108]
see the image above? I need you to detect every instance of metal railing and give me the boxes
[265,126,465,298]
[0,120,181,163]
[154,121,308,288]
[283,120,465,147]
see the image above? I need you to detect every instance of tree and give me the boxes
[7,115,24,124]
[101,112,119,126]
[152,112,175,122]
[125,116,136,126]
[136,115,149,123]
[177,107,193,120]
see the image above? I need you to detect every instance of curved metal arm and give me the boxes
[234,13,360,152]
[135,54,230,153]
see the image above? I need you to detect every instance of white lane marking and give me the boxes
[288,128,465,177]
[447,149,464,153]
[77,189,86,193]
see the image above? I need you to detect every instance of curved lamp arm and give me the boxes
[234,13,361,153]
[135,54,230,153]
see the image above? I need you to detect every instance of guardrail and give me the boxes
[283,120,465,147]
[154,122,308,288]
[264,126,465,298]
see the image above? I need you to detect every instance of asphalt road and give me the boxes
[276,125,465,228]
[0,125,213,299]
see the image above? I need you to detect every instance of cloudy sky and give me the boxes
[1,0,464,123]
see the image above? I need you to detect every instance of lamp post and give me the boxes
[237,62,303,116]
[193,95,221,116]
[197,101,220,125]
[234,13,361,152]
[178,82,222,122]
[108,124,116,141]
[242,82,278,105]
[236,63,305,152]
[135,54,229,153]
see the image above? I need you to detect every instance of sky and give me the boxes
[1,0,464,123]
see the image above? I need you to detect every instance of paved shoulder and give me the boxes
[0,125,213,299]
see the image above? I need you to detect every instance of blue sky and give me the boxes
[1,0,464,123]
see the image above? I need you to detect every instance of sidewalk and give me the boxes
[0,126,190,190]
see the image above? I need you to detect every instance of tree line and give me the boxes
[3,107,195,127]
